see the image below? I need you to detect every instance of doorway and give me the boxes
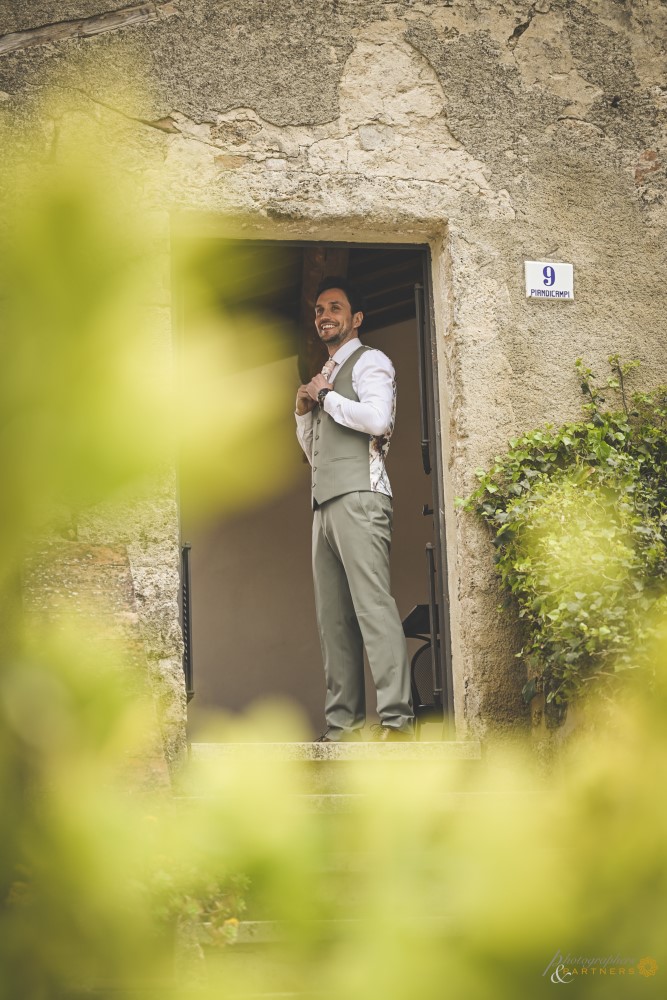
[177,240,451,738]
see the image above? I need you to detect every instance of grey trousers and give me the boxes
[312,490,414,737]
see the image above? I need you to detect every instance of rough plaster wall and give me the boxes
[1,0,665,742]
[74,468,187,769]
[22,538,172,789]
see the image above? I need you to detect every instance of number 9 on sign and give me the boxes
[525,260,574,299]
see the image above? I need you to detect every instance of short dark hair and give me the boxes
[315,276,365,319]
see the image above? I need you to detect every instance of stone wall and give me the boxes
[22,537,173,787]
[2,1,665,744]
[74,473,187,770]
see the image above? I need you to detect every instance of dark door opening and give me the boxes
[177,239,452,738]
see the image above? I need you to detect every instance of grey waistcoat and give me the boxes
[311,345,375,508]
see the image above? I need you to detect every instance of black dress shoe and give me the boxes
[370,725,415,742]
[315,731,362,743]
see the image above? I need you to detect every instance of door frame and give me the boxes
[175,236,455,735]
[418,249,455,733]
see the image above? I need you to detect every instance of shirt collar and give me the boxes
[330,338,362,368]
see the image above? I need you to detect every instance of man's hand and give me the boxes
[306,373,330,402]
[296,385,316,415]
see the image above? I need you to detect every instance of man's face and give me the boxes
[314,288,362,349]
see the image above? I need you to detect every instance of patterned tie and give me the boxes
[321,357,337,382]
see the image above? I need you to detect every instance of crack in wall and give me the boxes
[71,87,182,134]
[507,1,551,50]
[73,90,292,159]
[69,89,300,161]
[0,2,179,57]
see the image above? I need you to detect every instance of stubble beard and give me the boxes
[318,321,354,351]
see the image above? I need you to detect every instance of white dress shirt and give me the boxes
[295,338,396,497]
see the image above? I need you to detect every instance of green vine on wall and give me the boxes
[460,357,667,720]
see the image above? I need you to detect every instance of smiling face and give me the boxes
[314,287,363,354]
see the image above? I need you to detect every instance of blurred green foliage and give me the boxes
[0,115,665,1000]
[462,357,667,711]
[0,118,295,995]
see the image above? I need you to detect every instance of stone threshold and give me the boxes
[189,740,482,761]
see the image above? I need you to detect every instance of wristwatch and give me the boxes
[317,387,332,407]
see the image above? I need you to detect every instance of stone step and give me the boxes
[232,919,353,946]
[189,739,482,762]
[172,743,546,996]
[184,740,483,798]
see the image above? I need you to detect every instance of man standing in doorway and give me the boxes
[295,277,414,742]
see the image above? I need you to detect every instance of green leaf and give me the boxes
[466,356,667,722]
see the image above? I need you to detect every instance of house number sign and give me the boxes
[524,260,574,300]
